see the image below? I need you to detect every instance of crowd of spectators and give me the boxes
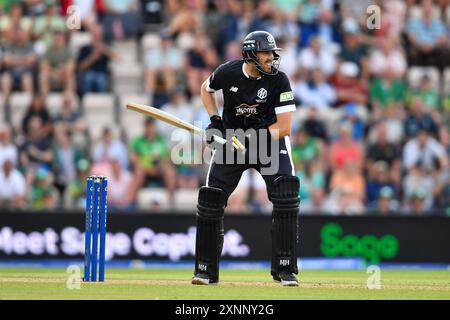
[0,0,449,215]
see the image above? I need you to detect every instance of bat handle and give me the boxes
[212,135,246,154]
[212,135,227,145]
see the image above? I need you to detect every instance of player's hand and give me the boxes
[205,115,225,147]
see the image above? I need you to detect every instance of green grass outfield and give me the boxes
[0,268,449,300]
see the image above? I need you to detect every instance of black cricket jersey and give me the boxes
[205,60,296,130]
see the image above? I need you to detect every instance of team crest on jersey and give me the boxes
[257,88,267,100]
[235,103,259,117]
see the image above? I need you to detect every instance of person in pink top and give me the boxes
[330,122,364,171]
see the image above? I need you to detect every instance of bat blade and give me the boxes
[126,103,203,135]
[126,102,245,152]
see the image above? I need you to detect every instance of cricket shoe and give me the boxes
[191,273,218,285]
[273,269,298,287]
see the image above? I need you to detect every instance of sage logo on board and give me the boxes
[320,223,399,264]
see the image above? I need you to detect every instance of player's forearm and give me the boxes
[269,112,292,139]
[269,123,291,139]
[200,81,219,117]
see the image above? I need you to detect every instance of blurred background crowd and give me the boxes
[0,0,449,215]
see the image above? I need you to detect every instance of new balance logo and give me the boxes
[280,150,287,154]
[229,86,239,92]
[280,259,290,266]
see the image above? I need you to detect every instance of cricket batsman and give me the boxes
[192,31,300,286]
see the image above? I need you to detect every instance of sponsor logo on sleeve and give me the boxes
[280,91,294,102]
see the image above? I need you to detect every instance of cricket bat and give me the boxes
[126,103,246,153]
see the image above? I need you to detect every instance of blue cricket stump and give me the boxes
[83,175,108,282]
[98,177,108,282]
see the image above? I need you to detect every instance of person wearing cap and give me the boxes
[30,166,58,209]
[375,186,398,215]
[331,61,367,107]
[406,188,428,214]
[402,163,435,213]
[366,160,397,208]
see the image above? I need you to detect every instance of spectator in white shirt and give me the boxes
[403,128,448,172]
[402,168,434,213]
[145,30,183,94]
[0,158,26,208]
[369,36,407,78]
[293,68,336,110]
[0,125,18,167]
[298,36,336,77]
[92,127,129,170]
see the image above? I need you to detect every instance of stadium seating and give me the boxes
[137,187,170,210]
[111,63,143,95]
[174,188,198,211]
[407,66,440,90]
[408,5,441,20]
[82,93,116,139]
[69,32,92,57]
[443,68,450,96]
[9,92,32,133]
[45,93,64,116]
[118,93,150,141]
[111,40,139,63]
[140,32,161,52]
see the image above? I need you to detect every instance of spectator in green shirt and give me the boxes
[30,166,58,210]
[369,69,406,121]
[406,74,440,112]
[32,1,66,50]
[68,158,91,209]
[292,128,319,165]
[129,118,177,205]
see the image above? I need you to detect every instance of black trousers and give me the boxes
[206,136,296,198]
